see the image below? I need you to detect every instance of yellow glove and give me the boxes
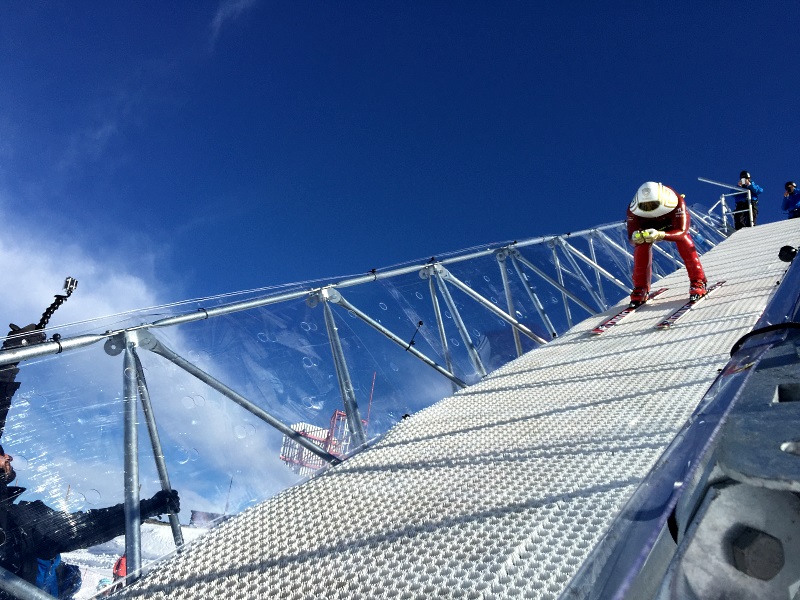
[642,228,665,243]
[632,230,647,245]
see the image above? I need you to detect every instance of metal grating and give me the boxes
[109,220,800,600]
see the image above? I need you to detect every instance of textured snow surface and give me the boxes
[107,222,799,599]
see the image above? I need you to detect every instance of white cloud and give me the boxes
[0,198,302,520]
[210,0,258,46]
[0,218,163,334]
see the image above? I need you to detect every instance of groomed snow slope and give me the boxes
[107,220,800,600]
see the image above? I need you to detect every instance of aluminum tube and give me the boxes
[440,268,547,346]
[565,237,629,295]
[142,226,629,332]
[510,255,557,339]
[0,224,632,371]
[322,301,367,447]
[587,236,607,307]
[132,349,185,548]
[719,195,730,230]
[697,176,750,193]
[593,230,635,282]
[434,270,487,378]
[496,253,523,357]
[150,289,310,328]
[511,251,598,316]
[550,245,573,328]
[556,239,606,311]
[686,208,725,246]
[428,276,457,392]
[144,339,341,464]
[123,337,143,577]
[0,225,632,368]
[362,224,625,272]
[0,566,56,600]
[334,293,467,389]
[0,333,106,367]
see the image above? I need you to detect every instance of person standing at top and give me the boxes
[733,170,763,229]
[627,182,707,307]
[781,181,800,219]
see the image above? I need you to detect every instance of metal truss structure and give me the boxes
[0,210,726,598]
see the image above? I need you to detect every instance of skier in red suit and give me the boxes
[627,181,707,307]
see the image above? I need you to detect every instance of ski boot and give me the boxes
[689,279,708,303]
[629,287,649,308]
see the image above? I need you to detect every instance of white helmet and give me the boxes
[629,182,679,218]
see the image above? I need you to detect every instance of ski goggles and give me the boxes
[637,201,661,212]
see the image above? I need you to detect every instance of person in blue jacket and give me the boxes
[734,170,763,229]
[782,181,800,219]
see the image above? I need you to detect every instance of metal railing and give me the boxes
[698,176,754,231]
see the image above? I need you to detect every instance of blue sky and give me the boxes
[0,0,797,529]
[1,1,798,309]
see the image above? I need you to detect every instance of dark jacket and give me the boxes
[0,484,128,585]
[0,483,170,594]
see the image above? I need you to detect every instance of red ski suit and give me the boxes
[626,191,705,291]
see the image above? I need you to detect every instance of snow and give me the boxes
[63,520,208,599]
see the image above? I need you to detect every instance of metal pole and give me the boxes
[716,194,729,230]
[133,331,341,465]
[321,297,368,448]
[427,274,458,393]
[509,254,558,339]
[0,225,637,369]
[686,209,724,247]
[555,238,606,311]
[433,268,487,378]
[686,209,722,245]
[0,567,53,600]
[697,176,748,193]
[437,266,546,345]
[330,290,467,388]
[565,237,629,295]
[698,177,755,229]
[593,230,635,283]
[0,333,106,367]
[145,225,626,330]
[131,347,184,548]
[511,250,598,315]
[550,243,574,328]
[123,333,142,578]
[496,251,523,357]
[587,235,607,308]
[687,207,725,243]
[0,566,56,600]
[150,289,310,329]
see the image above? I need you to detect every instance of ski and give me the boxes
[655,281,726,329]
[590,288,668,335]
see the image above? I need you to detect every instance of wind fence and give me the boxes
[0,210,725,591]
